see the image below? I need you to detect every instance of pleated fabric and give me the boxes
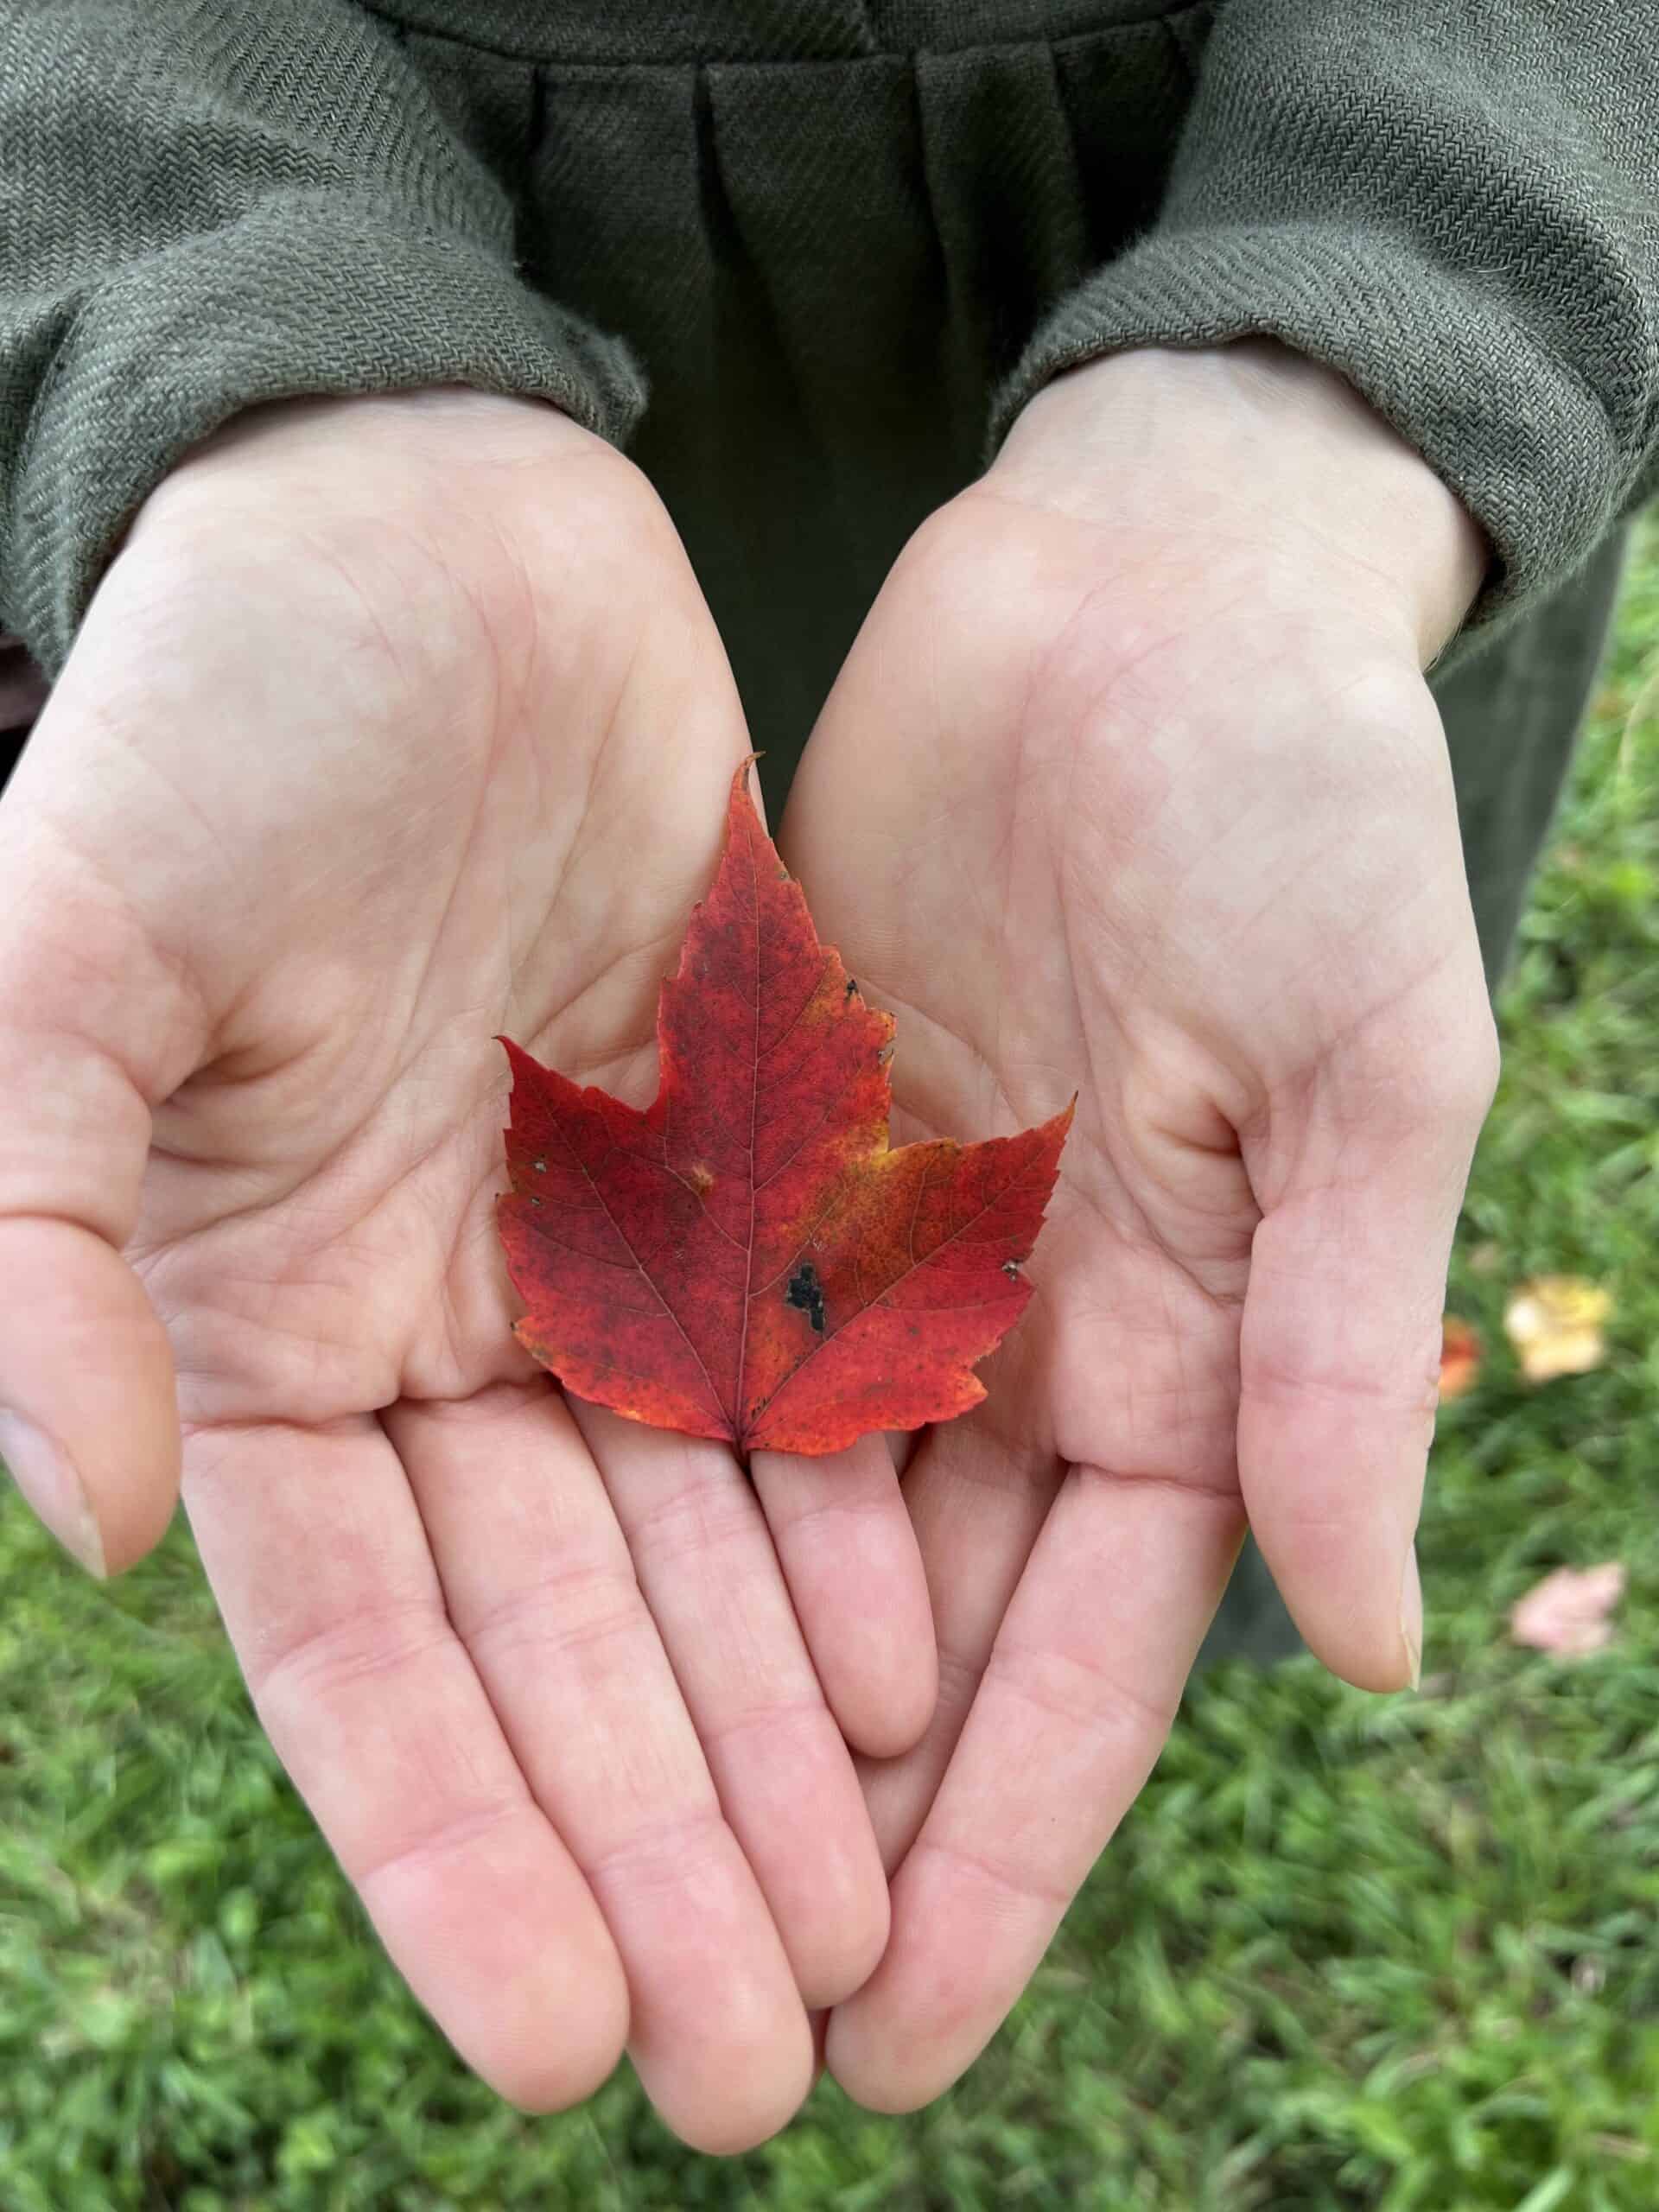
[404,7,1214,798]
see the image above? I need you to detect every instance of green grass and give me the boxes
[3,520,1658,2211]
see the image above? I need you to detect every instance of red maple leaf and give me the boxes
[497,765,1071,1456]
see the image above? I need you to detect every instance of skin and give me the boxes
[0,343,1497,2138]
[0,391,937,2152]
[782,340,1497,2108]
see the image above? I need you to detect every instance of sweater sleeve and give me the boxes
[993,1,1659,645]
[0,0,645,671]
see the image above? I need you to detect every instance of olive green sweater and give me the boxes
[2,0,1656,689]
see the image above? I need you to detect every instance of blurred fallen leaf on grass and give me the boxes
[1439,1317,1484,1401]
[1503,1275,1614,1382]
[1510,1563,1627,1657]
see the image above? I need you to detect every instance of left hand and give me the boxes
[782,341,1496,2107]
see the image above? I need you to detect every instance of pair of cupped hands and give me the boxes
[0,340,1496,2150]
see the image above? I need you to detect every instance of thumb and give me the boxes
[0,791,200,1575]
[1236,1002,1498,1690]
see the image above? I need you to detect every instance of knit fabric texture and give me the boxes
[2,0,1657,671]
[995,2,1659,640]
[0,1,645,668]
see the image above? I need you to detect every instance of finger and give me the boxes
[182,1414,629,2113]
[391,1386,813,2152]
[856,1415,1060,1875]
[0,1220,175,1576]
[571,1400,890,2012]
[828,1461,1243,2111]
[1238,1021,1496,1690]
[859,1246,1245,1875]
[0,787,199,1573]
[749,1430,938,1758]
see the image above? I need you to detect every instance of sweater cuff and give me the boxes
[991,222,1632,645]
[8,190,646,672]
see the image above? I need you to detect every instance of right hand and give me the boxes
[0,391,935,2149]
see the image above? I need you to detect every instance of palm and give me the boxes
[131,607,693,1432]
[786,467,1495,2107]
[0,393,934,2150]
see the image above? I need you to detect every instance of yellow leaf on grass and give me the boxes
[1503,1276,1613,1382]
[1438,1316,1483,1402]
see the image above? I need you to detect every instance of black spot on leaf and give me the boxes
[785,1261,827,1335]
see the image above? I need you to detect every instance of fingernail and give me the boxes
[1399,1544,1423,1691]
[0,1408,105,1578]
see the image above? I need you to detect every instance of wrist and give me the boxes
[125,387,613,563]
[994,342,1488,668]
